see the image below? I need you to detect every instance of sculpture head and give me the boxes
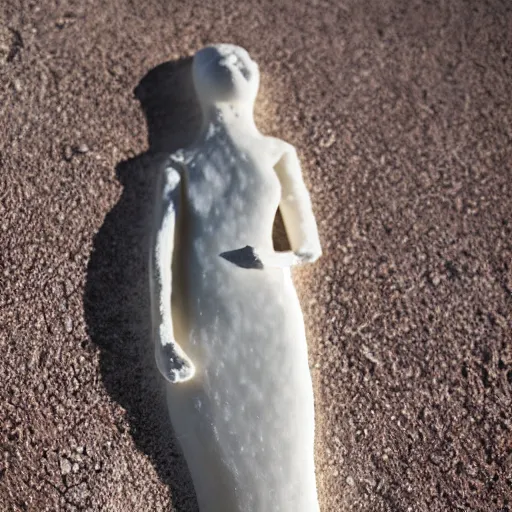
[192,44,260,109]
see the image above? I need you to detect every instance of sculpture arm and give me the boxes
[219,143,322,271]
[274,145,322,264]
[150,163,195,383]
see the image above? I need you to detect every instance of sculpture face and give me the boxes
[192,44,260,107]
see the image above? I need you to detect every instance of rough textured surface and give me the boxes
[1,0,511,511]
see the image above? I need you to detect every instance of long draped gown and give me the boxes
[164,127,319,512]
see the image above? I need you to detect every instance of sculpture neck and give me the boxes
[200,103,258,139]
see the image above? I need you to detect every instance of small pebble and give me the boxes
[60,458,71,475]
[346,476,355,486]
[64,316,73,333]
[63,146,73,161]
[75,143,89,154]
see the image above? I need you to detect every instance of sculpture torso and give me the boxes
[185,124,282,255]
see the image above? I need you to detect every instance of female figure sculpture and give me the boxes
[150,44,322,511]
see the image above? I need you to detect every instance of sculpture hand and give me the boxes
[155,324,196,384]
[293,249,322,265]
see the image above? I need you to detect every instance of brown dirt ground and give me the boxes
[1,0,511,510]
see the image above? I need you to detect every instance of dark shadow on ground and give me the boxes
[84,57,202,511]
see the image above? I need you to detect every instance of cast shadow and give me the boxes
[83,57,202,511]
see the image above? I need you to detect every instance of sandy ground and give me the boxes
[1,0,511,510]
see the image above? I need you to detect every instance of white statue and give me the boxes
[149,44,322,512]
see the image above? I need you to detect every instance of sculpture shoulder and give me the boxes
[160,150,188,192]
[263,136,296,166]
[163,148,196,181]
[167,148,192,168]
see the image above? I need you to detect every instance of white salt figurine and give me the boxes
[150,44,322,511]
